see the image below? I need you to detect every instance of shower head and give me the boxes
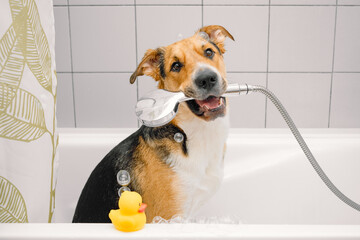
[135,83,252,127]
[135,89,191,127]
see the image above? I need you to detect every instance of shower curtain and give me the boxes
[0,0,58,223]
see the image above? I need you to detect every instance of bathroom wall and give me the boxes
[54,0,360,128]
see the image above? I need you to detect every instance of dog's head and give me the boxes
[130,25,234,122]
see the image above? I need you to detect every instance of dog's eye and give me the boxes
[170,62,182,72]
[204,48,215,59]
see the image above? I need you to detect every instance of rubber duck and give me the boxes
[109,191,147,232]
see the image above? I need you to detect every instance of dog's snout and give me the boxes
[195,69,218,91]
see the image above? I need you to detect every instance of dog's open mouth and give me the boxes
[195,96,225,112]
[186,96,226,120]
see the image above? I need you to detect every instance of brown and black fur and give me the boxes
[72,124,187,223]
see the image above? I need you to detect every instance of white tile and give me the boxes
[53,0,68,5]
[136,0,201,4]
[54,7,72,72]
[330,73,360,127]
[137,75,159,99]
[271,0,336,5]
[73,73,138,127]
[204,0,269,5]
[136,6,202,63]
[267,73,331,128]
[334,7,360,72]
[204,6,269,72]
[227,73,267,128]
[56,73,75,127]
[69,0,133,5]
[269,6,336,72]
[338,0,360,5]
[70,6,136,72]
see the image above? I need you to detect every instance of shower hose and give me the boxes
[245,84,360,212]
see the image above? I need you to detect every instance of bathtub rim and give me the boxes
[0,223,360,240]
[57,127,360,145]
[58,127,360,135]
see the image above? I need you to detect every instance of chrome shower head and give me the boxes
[135,89,191,127]
[135,83,251,127]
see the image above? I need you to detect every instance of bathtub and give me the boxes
[1,128,360,239]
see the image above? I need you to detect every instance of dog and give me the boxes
[72,25,234,223]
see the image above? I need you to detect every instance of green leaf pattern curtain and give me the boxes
[0,0,58,223]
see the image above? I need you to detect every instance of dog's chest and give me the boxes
[169,115,229,217]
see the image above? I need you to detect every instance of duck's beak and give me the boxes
[138,203,147,213]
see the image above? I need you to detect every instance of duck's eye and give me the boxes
[204,48,214,59]
[170,62,182,72]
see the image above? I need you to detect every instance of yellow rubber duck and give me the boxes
[109,191,147,232]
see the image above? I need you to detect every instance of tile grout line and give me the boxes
[67,0,77,128]
[328,0,338,128]
[66,4,202,7]
[229,71,334,74]
[201,0,204,27]
[134,0,139,102]
[134,0,140,128]
[264,0,271,128]
[54,4,360,7]
[58,71,134,73]
[56,71,360,74]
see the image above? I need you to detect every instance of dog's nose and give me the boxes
[195,69,218,91]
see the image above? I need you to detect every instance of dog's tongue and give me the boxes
[196,96,221,110]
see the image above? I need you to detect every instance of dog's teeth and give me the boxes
[220,98,224,105]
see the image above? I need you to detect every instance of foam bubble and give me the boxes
[151,215,243,224]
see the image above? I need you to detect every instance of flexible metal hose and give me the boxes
[249,85,360,212]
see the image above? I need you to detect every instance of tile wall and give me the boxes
[54,0,360,128]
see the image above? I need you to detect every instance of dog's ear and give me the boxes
[198,25,234,54]
[130,48,164,84]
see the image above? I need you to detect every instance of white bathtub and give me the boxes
[1,128,360,239]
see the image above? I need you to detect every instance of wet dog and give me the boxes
[73,25,234,223]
